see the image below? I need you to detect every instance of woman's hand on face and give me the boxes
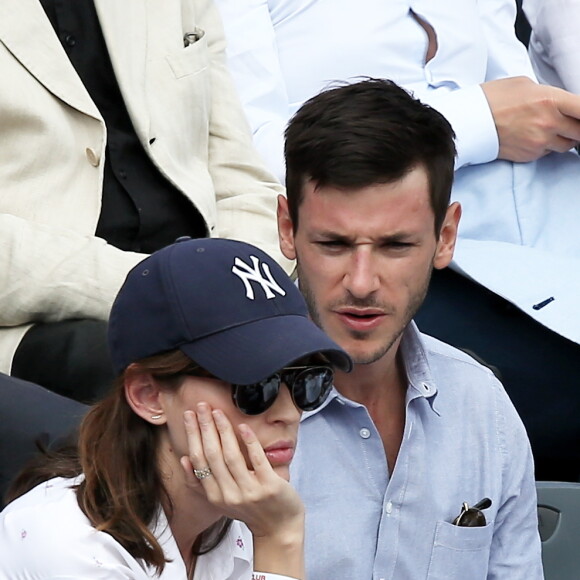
[180,403,304,539]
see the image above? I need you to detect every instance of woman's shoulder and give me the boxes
[1,476,82,522]
[0,476,147,579]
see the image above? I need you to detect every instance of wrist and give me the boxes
[252,526,304,580]
[251,511,304,543]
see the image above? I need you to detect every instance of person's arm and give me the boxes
[182,406,304,579]
[0,214,144,327]
[409,0,532,169]
[524,0,580,94]
[198,0,293,273]
[428,0,580,167]
[477,0,580,162]
[487,378,543,579]
[212,0,290,183]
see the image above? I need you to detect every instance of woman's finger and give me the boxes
[211,409,262,490]
[194,403,237,491]
[183,409,207,467]
[183,409,221,497]
[238,423,276,481]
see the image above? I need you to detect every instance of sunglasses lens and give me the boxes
[459,509,487,527]
[233,376,280,415]
[291,366,333,411]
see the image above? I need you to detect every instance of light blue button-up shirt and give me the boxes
[290,323,543,579]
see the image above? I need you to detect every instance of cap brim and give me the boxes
[180,314,352,384]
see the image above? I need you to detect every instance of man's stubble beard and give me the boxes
[297,262,433,366]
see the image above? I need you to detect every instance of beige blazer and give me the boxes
[0,0,292,371]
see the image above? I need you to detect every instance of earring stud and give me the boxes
[151,414,163,420]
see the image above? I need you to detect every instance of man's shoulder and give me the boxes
[412,329,518,421]
[419,331,501,385]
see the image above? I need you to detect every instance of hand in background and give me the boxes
[482,76,580,161]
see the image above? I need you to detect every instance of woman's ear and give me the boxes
[124,364,166,425]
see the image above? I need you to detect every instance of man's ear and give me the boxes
[277,194,297,261]
[124,364,166,425]
[433,202,461,270]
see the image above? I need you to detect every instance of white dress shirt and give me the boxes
[524,0,580,93]
[215,0,580,345]
[0,477,253,579]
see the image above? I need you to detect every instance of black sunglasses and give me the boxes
[232,365,334,415]
[452,497,492,527]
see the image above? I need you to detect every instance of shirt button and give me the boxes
[359,428,371,439]
[64,34,76,47]
[385,501,393,514]
[85,147,100,167]
[119,169,127,180]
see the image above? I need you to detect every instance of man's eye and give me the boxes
[384,241,413,251]
[318,240,347,247]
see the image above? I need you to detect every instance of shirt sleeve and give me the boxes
[524,0,580,93]
[486,376,544,579]
[198,0,293,273]
[423,84,500,169]
[0,503,149,579]
[415,0,536,169]
[213,0,289,184]
[0,213,144,327]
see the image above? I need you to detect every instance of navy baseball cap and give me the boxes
[108,238,351,383]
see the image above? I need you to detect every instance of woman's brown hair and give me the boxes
[6,350,230,574]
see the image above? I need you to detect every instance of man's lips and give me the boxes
[335,308,387,331]
[264,441,295,465]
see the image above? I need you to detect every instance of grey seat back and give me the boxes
[537,481,580,580]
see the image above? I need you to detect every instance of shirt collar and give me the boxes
[399,321,440,414]
[302,321,440,421]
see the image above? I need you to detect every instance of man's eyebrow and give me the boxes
[314,231,352,241]
[377,232,416,243]
[314,231,416,243]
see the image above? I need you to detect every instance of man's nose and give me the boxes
[343,249,380,298]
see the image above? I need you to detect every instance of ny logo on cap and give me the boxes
[232,256,286,300]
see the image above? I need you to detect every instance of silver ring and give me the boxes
[193,466,212,480]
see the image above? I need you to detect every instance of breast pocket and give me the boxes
[426,520,493,580]
[155,27,211,149]
[165,27,208,79]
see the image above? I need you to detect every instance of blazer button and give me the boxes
[85,147,100,167]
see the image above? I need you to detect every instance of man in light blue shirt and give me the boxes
[277,79,543,579]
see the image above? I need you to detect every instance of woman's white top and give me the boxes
[0,477,253,579]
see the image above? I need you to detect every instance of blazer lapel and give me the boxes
[94,0,150,141]
[0,0,100,119]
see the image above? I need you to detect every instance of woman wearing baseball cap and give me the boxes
[0,238,351,580]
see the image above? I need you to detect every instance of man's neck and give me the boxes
[334,348,407,473]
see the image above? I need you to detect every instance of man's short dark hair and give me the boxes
[284,78,456,234]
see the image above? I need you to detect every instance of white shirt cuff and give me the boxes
[428,84,499,169]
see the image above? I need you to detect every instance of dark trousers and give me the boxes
[12,319,114,404]
[0,373,88,508]
[415,268,580,482]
